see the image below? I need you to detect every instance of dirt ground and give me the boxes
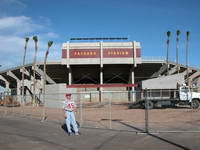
[0,102,200,132]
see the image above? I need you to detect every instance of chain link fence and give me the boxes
[143,89,200,133]
[0,90,200,133]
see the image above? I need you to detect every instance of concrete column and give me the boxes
[67,41,70,68]
[100,70,103,84]
[65,41,71,85]
[0,75,10,90]
[6,71,21,97]
[67,42,72,86]
[68,67,72,85]
[100,41,103,68]
[131,68,136,102]
[30,76,34,91]
[5,81,9,89]
[131,41,141,101]
[20,67,30,76]
[5,82,10,95]
[99,69,103,102]
[17,81,21,96]
[4,80,10,95]
[132,41,137,67]
[99,41,103,102]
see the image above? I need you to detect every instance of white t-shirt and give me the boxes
[64,100,76,111]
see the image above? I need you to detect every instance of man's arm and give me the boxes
[63,101,67,118]
[63,109,67,118]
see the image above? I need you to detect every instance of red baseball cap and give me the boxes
[65,93,72,97]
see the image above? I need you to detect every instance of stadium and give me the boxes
[0,39,200,105]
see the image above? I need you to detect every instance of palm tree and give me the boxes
[32,36,38,106]
[186,31,190,85]
[21,37,29,106]
[42,41,53,121]
[166,31,171,75]
[176,30,181,73]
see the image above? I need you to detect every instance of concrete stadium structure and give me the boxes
[0,41,200,105]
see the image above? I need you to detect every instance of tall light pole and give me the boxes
[176,30,181,74]
[186,31,190,85]
[166,31,171,75]
[42,41,53,121]
[33,36,38,106]
[21,37,29,106]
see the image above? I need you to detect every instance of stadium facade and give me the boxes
[0,41,200,104]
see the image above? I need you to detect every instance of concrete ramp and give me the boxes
[141,73,185,89]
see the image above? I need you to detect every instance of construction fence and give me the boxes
[0,90,200,133]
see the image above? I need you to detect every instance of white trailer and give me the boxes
[132,73,200,109]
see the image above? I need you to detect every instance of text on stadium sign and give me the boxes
[62,48,140,58]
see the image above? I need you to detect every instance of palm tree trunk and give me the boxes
[42,49,49,121]
[176,38,179,73]
[22,38,29,106]
[166,31,171,75]
[42,41,53,121]
[33,36,38,106]
[186,31,190,85]
[176,30,181,74]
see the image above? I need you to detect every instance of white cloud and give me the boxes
[0,35,61,69]
[0,16,43,35]
[1,0,26,7]
[44,32,59,38]
[0,35,23,52]
[0,0,26,17]
[39,32,59,40]
[0,16,61,70]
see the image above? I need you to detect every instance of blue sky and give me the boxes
[0,0,200,70]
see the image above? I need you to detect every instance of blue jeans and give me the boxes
[65,111,78,133]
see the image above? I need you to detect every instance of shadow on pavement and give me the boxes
[61,122,80,134]
[118,121,190,150]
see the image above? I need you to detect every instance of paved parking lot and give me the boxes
[0,116,200,150]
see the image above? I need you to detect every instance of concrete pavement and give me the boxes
[0,116,199,150]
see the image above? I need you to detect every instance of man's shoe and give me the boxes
[68,132,73,136]
[75,132,79,136]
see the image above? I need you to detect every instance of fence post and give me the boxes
[145,88,149,133]
[89,92,92,102]
[109,91,112,129]
[41,93,46,122]
[80,94,83,127]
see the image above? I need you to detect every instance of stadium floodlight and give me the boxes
[70,37,128,41]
